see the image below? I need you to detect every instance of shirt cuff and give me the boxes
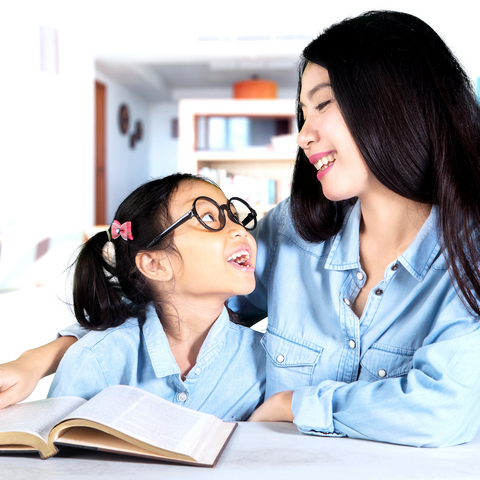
[57,323,87,340]
[292,380,346,437]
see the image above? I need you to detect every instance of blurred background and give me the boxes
[1,0,479,401]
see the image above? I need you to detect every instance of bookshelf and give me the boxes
[178,99,297,217]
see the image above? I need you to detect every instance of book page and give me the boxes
[62,385,221,457]
[0,397,86,443]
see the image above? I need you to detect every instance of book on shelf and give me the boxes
[0,384,237,467]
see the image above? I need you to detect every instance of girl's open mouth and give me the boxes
[227,249,254,270]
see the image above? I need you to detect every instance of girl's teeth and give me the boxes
[227,250,250,263]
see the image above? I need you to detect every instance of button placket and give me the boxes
[337,275,362,383]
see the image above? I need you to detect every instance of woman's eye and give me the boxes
[316,100,331,111]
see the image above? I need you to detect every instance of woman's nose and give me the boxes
[297,117,318,150]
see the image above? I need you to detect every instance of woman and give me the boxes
[2,10,480,447]
[240,10,480,447]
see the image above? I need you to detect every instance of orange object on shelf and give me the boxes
[233,77,277,99]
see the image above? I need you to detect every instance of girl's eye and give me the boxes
[201,212,216,223]
[229,208,239,221]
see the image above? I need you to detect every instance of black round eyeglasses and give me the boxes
[146,196,257,248]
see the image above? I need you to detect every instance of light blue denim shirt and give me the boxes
[230,199,480,447]
[49,305,265,422]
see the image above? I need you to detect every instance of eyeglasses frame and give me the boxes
[146,196,257,249]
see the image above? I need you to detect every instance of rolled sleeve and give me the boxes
[57,322,88,340]
[292,381,346,437]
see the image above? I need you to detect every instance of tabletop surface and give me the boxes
[1,421,479,480]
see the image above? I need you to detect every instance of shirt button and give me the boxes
[344,298,351,306]
[194,367,202,375]
[276,354,285,363]
[178,392,188,402]
[378,369,387,378]
[356,271,364,281]
[349,339,356,349]
[391,264,399,271]
[375,289,383,296]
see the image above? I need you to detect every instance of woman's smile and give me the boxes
[309,151,337,179]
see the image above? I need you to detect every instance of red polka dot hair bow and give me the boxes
[110,220,133,241]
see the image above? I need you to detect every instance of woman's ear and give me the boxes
[135,251,173,283]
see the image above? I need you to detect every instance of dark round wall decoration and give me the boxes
[118,104,130,135]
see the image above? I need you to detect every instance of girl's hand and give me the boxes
[0,336,77,409]
[249,390,295,422]
[0,359,40,409]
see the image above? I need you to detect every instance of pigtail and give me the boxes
[73,231,130,330]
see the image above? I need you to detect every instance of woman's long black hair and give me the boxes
[291,10,480,315]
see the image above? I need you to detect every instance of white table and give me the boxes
[1,422,479,480]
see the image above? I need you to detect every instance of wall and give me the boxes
[95,72,151,221]
[0,2,94,291]
[149,103,179,179]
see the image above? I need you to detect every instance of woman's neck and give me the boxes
[358,188,431,257]
[351,188,431,319]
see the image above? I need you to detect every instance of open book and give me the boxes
[0,385,236,467]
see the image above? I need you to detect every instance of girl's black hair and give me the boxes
[73,173,218,330]
[291,10,480,315]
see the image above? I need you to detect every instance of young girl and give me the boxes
[47,173,265,422]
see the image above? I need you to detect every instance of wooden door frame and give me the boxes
[95,81,107,225]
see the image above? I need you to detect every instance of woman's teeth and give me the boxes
[314,153,336,172]
[227,250,250,265]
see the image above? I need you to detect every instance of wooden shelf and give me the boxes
[178,99,296,212]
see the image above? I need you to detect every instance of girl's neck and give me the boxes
[158,298,225,380]
[162,302,221,340]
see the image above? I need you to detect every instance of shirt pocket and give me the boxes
[261,327,323,390]
[359,343,414,382]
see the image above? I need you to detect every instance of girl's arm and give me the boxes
[249,391,294,422]
[0,336,77,409]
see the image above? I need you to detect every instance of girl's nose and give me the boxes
[226,216,248,237]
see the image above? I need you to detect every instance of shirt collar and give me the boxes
[398,206,440,281]
[325,200,362,271]
[141,304,230,378]
[325,200,440,282]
